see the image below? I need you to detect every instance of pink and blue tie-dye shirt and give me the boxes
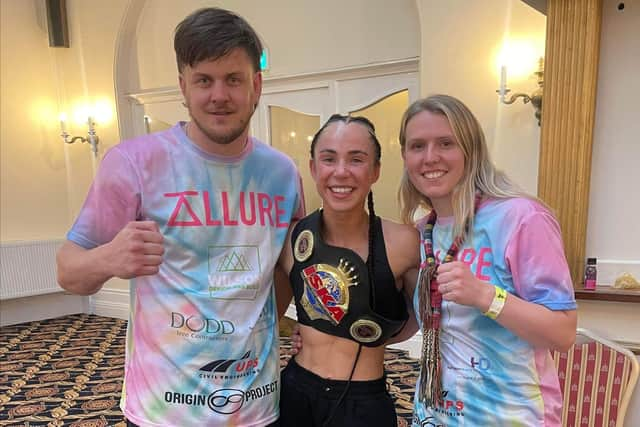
[412,197,576,427]
[68,123,304,427]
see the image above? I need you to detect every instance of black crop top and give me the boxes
[289,210,408,347]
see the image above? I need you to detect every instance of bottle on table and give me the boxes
[584,257,597,290]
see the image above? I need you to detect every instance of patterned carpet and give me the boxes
[0,314,418,427]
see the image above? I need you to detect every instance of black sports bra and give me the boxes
[289,210,408,347]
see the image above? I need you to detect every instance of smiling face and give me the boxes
[402,110,465,216]
[310,122,380,215]
[179,48,262,155]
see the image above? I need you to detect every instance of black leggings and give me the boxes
[279,358,397,427]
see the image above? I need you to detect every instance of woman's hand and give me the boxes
[436,261,577,351]
[435,261,493,312]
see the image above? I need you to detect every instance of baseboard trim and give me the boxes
[93,287,129,320]
[0,293,87,326]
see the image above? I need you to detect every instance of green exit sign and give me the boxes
[260,48,269,71]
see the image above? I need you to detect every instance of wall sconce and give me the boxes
[144,115,152,134]
[497,57,544,125]
[59,113,99,156]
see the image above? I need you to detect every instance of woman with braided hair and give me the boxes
[399,94,577,426]
[276,114,420,427]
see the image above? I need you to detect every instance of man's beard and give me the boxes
[190,113,250,146]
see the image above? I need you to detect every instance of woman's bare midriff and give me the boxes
[294,324,386,380]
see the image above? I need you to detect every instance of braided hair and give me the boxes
[367,190,377,310]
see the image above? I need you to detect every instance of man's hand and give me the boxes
[289,323,302,355]
[105,221,164,279]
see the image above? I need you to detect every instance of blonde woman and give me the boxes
[399,94,576,426]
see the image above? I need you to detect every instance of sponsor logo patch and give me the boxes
[163,380,278,415]
[199,351,260,381]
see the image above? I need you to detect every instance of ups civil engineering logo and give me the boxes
[199,351,260,381]
[208,245,261,300]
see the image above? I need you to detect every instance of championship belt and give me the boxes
[300,260,357,325]
[294,222,385,345]
[349,318,383,344]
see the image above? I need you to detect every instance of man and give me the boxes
[57,8,304,426]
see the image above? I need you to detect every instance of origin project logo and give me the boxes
[164,380,278,415]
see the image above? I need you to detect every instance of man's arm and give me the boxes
[57,241,115,295]
[274,264,293,320]
[274,222,296,320]
[57,221,164,295]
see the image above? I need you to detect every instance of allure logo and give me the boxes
[164,190,289,228]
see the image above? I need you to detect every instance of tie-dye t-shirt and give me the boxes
[411,197,576,427]
[67,123,304,427]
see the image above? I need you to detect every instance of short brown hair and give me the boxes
[174,8,263,73]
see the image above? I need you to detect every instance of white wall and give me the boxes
[133,0,420,90]
[582,1,640,405]
[1,0,128,241]
[586,0,640,283]
[1,0,80,241]
[416,0,545,194]
[0,0,128,318]
[578,7,640,422]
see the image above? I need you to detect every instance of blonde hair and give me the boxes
[398,94,537,239]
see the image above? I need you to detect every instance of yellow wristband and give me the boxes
[483,286,507,319]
